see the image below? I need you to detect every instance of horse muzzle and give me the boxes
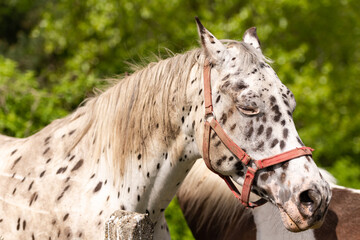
[278,182,332,232]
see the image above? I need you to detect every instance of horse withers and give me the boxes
[0,19,330,239]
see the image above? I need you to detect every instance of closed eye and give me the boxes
[238,105,260,115]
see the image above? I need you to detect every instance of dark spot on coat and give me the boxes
[137,154,141,160]
[262,115,267,123]
[297,137,304,146]
[216,95,221,103]
[56,166,68,174]
[68,130,76,136]
[28,181,34,191]
[246,127,254,139]
[220,113,227,124]
[40,171,46,178]
[71,159,84,172]
[11,156,22,169]
[271,139,279,148]
[283,128,289,139]
[260,173,269,181]
[266,127,272,139]
[304,164,309,172]
[44,136,51,143]
[63,213,69,221]
[214,140,222,147]
[222,74,230,81]
[43,147,50,155]
[280,140,285,150]
[93,182,103,193]
[23,220,26,230]
[256,141,264,151]
[257,125,264,136]
[270,96,276,104]
[234,81,248,91]
[281,162,289,170]
[230,123,236,131]
[280,172,286,183]
[274,114,281,122]
[16,218,20,231]
[10,149,17,156]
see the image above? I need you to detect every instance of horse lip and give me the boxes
[277,206,302,232]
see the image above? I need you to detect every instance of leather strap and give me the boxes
[201,58,314,208]
[203,62,213,116]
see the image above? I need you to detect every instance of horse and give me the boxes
[0,18,331,239]
[178,160,360,240]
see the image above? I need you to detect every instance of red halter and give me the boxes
[202,60,314,208]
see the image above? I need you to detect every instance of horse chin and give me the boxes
[278,206,321,232]
[278,208,302,232]
[278,202,327,232]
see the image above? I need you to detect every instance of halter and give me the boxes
[202,60,314,208]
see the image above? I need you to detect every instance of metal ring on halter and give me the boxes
[204,111,216,121]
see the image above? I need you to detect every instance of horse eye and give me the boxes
[238,106,260,116]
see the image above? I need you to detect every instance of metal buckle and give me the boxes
[204,111,216,122]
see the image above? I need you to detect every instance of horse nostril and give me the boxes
[299,189,321,211]
[300,190,314,205]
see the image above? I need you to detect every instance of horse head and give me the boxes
[193,19,331,231]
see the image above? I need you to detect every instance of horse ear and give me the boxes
[243,27,262,53]
[195,17,227,63]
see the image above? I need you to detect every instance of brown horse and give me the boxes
[178,160,360,240]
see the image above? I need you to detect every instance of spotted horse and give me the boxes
[0,18,330,239]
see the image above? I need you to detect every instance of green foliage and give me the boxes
[0,0,359,239]
[165,198,195,240]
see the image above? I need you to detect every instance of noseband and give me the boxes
[202,60,314,208]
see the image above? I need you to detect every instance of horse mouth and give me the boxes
[278,208,302,232]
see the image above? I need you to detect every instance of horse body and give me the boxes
[0,19,331,239]
[0,49,204,239]
[178,160,360,240]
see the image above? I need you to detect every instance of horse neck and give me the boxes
[49,50,206,220]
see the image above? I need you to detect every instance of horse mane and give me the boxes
[36,40,267,181]
[319,168,337,185]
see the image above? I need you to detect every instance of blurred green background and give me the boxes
[0,0,359,239]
